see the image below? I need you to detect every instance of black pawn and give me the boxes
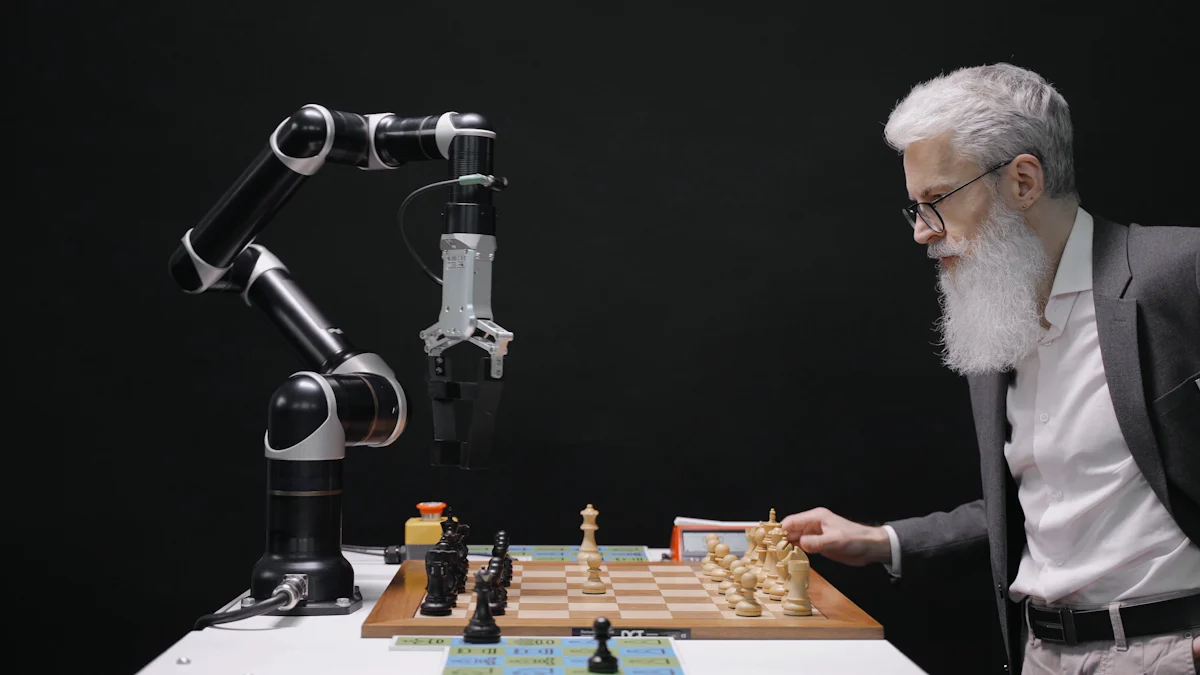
[419,559,454,616]
[588,617,618,673]
[487,558,508,615]
[463,569,501,644]
[494,531,514,588]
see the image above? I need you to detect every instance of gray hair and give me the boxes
[884,63,1078,201]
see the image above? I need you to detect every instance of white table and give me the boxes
[137,551,928,674]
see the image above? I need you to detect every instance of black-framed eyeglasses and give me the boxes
[902,159,1014,234]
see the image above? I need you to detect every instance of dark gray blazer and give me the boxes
[887,216,1200,674]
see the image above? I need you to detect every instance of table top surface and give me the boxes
[135,550,928,675]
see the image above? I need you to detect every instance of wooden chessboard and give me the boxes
[362,560,883,639]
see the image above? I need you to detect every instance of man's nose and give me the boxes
[912,218,942,245]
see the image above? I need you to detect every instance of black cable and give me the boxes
[342,545,386,556]
[344,543,404,563]
[398,178,460,286]
[193,592,288,630]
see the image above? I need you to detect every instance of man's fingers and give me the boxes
[781,509,830,535]
[799,533,838,554]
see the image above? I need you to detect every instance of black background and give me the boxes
[7,4,1195,674]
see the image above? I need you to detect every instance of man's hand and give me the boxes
[780,507,892,567]
[1192,634,1197,665]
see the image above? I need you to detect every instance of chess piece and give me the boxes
[726,562,747,608]
[487,557,508,615]
[747,526,766,587]
[425,549,459,606]
[463,569,502,643]
[751,526,768,571]
[587,617,618,673]
[587,617,619,673]
[493,531,513,587]
[738,528,752,566]
[735,571,763,617]
[760,529,781,589]
[782,559,812,616]
[761,508,780,531]
[743,527,759,566]
[435,523,469,594]
[419,557,454,616]
[715,555,736,591]
[792,541,810,564]
[454,524,471,594]
[706,543,730,581]
[502,556,513,588]
[701,535,720,575]
[769,544,791,601]
[710,547,729,583]
[778,539,794,561]
[582,553,606,594]
[758,533,777,586]
[578,504,600,560]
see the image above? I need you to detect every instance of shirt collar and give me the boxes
[1049,207,1093,298]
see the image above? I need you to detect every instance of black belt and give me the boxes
[1026,593,1200,645]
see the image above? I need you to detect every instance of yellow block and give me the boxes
[406,501,447,545]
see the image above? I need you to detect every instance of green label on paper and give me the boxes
[393,636,453,646]
[505,637,564,646]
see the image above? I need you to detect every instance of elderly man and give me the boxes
[781,63,1200,674]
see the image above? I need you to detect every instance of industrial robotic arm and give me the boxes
[170,105,511,620]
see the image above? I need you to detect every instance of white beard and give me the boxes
[929,201,1052,376]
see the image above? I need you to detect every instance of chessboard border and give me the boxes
[361,561,883,640]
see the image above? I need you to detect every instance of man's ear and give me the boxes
[1008,153,1044,209]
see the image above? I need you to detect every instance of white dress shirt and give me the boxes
[885,207,1200,608]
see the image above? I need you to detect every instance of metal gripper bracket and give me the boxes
[420,233,512,379]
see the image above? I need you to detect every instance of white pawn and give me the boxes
[735,571,762,617]
[582,553,606,595]
[710,542,729,581]
[726,562,748,607]
[715,554,737,590]
[701,535,720,575]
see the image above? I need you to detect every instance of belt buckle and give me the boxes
[1031,605,1078,645]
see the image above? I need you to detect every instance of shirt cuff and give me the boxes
[881,524,901,578]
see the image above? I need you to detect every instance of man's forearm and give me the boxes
[884,499,989,576]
